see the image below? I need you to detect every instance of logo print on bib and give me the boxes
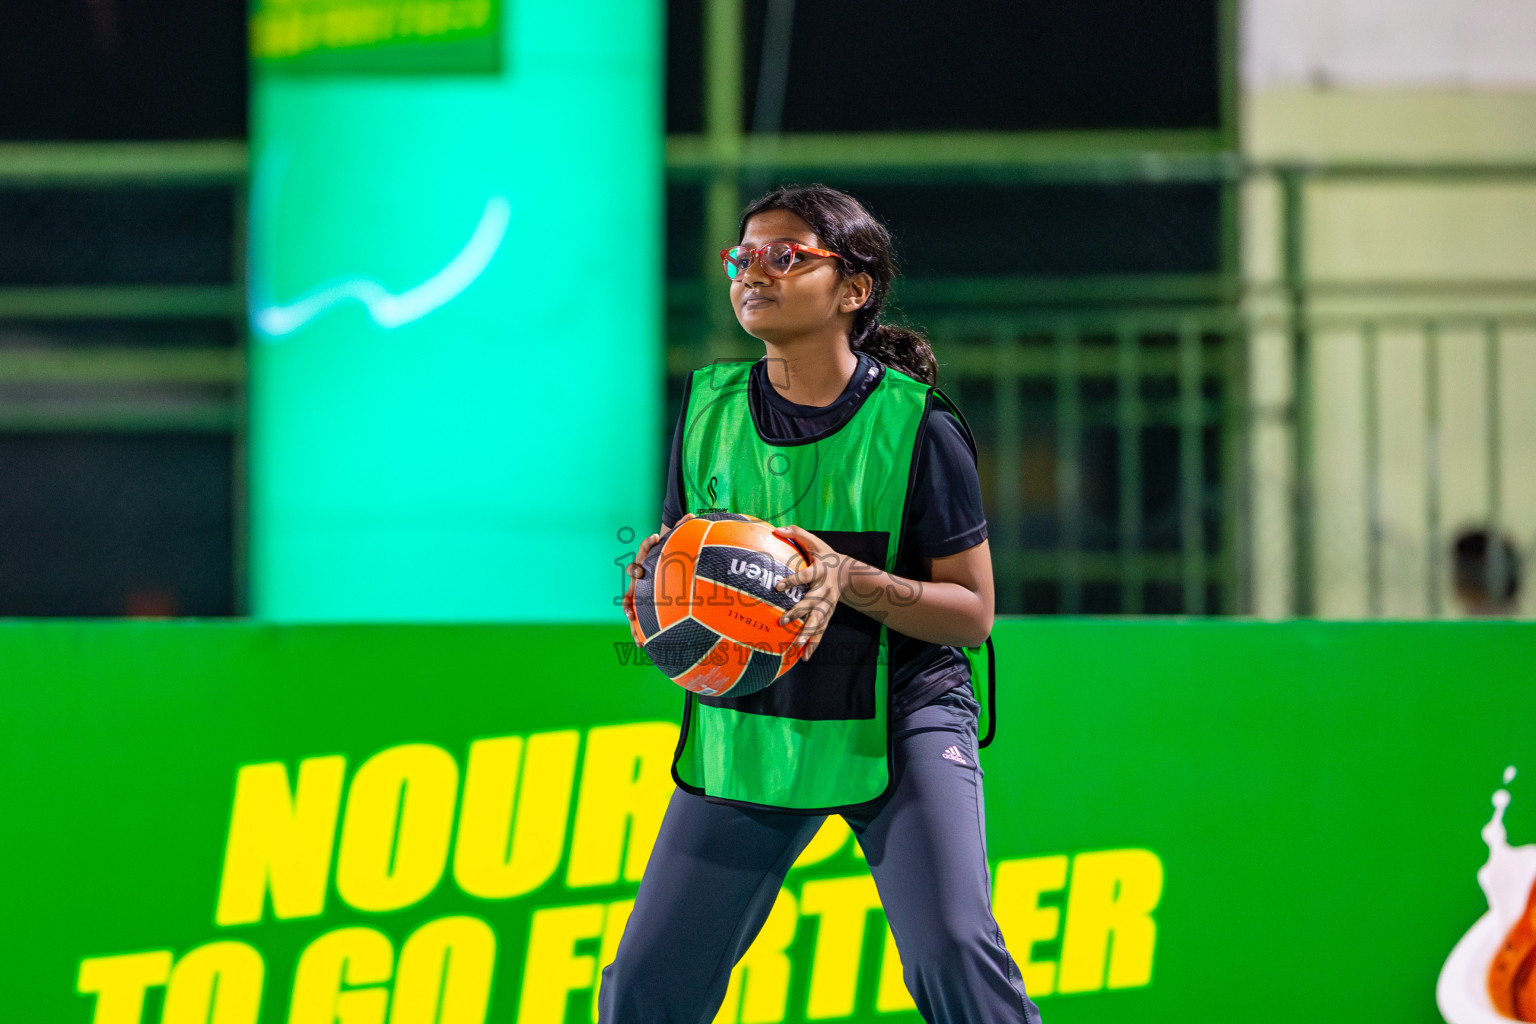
[695,474,728,515]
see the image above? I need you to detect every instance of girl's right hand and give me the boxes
[627,512,698,582]
[623,513,699,634]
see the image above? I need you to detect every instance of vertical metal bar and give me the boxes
[704,0,743,363]
[1116,324,1143,613]
[1220,312,1251,614]
[1486,320,1507,608]
[1217,0,1241,153]
[1362,321,1383,617]
[994,325,1022,614]
[1178,318,1206,614]
[705,0,743,168]
[231,175,250,617]
[750,0,795,135]
[1056,324,1082,613]
[1216,0,1242,303]
[1280,169,1314,616]
[1425,321,1442,617]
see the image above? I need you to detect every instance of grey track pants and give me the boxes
[596,687,1045,1024]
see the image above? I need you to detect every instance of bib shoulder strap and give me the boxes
[929,385,979,463]
[926,384,995,746]
[688,358,756,394]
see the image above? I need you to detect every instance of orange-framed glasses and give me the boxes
[719,242,842,280]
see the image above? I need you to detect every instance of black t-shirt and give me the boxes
[660,351,989,719]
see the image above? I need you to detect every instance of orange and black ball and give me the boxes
[625,512,811,697]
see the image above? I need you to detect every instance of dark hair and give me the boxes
[738,183,938,386]
[1452,528,1523,603]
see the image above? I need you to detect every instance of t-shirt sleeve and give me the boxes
[905,407,989,558]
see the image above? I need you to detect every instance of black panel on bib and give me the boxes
[700,529,889,721]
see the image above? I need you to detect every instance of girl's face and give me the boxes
[730,209,871,344]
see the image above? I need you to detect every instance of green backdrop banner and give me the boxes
[2,620,1533,1024]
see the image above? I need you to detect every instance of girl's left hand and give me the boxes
[770,524,849,662]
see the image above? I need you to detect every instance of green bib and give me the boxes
[669,357,991,813]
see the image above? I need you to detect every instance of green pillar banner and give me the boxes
[2,620,1533,1023]
[248,2,662,621]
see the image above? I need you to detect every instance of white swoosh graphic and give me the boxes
[255,194,511,338]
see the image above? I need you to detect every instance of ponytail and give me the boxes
[853,322,937,387]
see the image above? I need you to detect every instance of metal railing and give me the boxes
[1256,162,1536,617]
[0,140,248,431]
[665,157,1536,618]
[666,297,1247,616]
[2,140,1531,618]
[0,141,249,612]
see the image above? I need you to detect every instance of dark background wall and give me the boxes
[668,0,1219,134]
[1,0,247,140]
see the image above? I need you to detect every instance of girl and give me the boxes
[607,184,1043,1024]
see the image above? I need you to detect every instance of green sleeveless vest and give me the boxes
[669,357,994,813]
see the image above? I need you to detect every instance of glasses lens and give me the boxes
[764,243,796,276]
[722,247,746,279]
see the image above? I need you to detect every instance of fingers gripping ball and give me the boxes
[625,512,812,697]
